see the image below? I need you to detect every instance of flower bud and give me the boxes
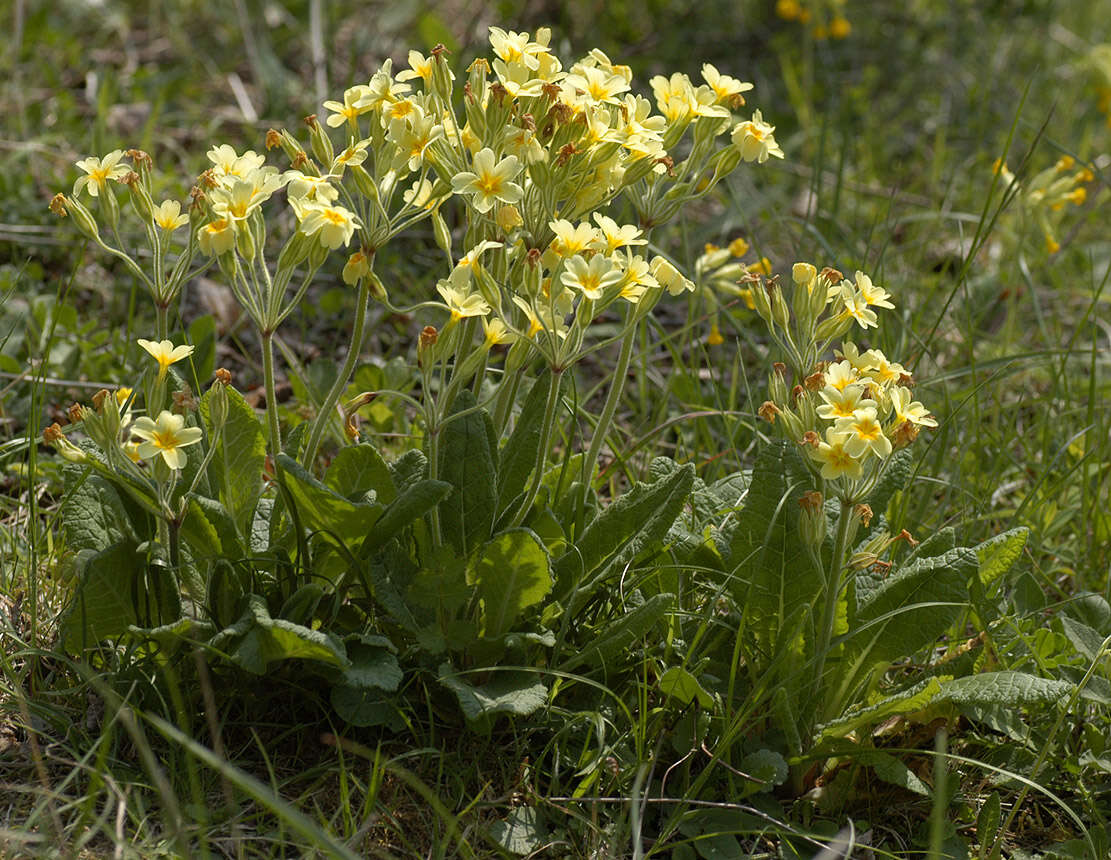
[798,491,826,547]
[43,423,88,464]
[770,278,791,330]
[66,195,101,240]
[350,164,377,199]
[124,172,155,222]
[432,209,452,257]
[305,114,335,167]
[277,230,311,272]
[342,250,372,286]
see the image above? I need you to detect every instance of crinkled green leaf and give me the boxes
[325,443,396,504]
[937,671,1073,707]
[865,448,914,524]
[361,479,452,556]
[182,494,242,561]
[437,390,497,554]
[229,595,348,675]
[468,528,552,639]
[490,806,546,856]
[330,685,405,729]
[276,453,383,545]
[438,664,548,721]
[201,385,265,537]
[819,677,945,740]
[61,466,142,552]
[865,749,931,796]
[975,527,1028,587]
[60,541,143,651]
[1060,616,1107,664]
[555,463,693,614]
[725,441,819,651]
[848,546,973,667]
[737,749,788,796]
[341,639,402,691]
[497,373,561,518]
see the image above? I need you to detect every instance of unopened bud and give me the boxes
[66,195,100,240]
[432,209,452,256]
[43,423,88,464]
[305,114,334,166]
[798,490,826,547]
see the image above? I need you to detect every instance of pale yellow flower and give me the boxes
[138,338,194,381]
[833,407,892,459]
[73,150,130,198]
[198,218,236,256]
[561,254,623,300]
[890,387,937,428]
[436,282,491,320]
[808,428,864,480]
[731,110,784,163]
[451,148,523,214]
[153,200,189,231]
[816,384,877,422]
[131,410,203,470]
[591,214,646,254]
[298,202,360,249]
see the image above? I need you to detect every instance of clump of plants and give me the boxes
[31,22,1099,857]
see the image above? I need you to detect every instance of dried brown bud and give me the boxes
[291,150,309,170]
[894,529,919,548]
[489,82,508,105]
[799,430,821,448]
[420,325,439,350]
[520,112,536,131]
[772,361,787,376]
[898,372,914,386]
[803,371,825,391]
[214,367,232,386]
[431,43,450,58]
[303,114,319,130]
[49,193,68,217]
[556,143,577,166]
[758,400,781,423]
[892,420,919,449]
[126,149,153,170]
[798,490,823,513]
[172,384,196,415]
[820,267,843,283]
[67,402,85,424]
[265,129,282,150]
[120,171,141,187]
[855,504,873,528]
[790,384,804,402]
[198,168,219,190]
[91,389,109,410]
[43,423,65,444]
[526,247,542,267]
[541,82,561,102]
[655,155,675,176]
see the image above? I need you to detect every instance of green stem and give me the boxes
[575,313,638,536]
[509,367,563,527]
[810,499,856,726]
[302,277,370,471]
[260,330,283,464]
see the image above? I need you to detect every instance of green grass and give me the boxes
[2,0,1111,857]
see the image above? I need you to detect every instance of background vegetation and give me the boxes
[2,0,1109,856]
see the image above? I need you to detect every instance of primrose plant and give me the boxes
[45,27,787,725]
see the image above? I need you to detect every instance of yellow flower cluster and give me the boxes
[754,264,934,499]
[993,154,1094,255]
[285,26,780,366]
[775,0,851,40]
